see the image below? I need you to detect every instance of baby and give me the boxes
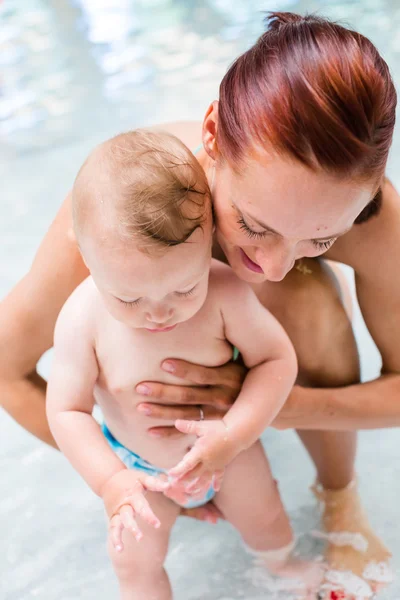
[47,130,317,599]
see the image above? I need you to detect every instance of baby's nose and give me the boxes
[146,305,173,323]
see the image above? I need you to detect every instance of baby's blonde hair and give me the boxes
[72,129,211,251]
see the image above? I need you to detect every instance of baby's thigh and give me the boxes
[108,491,180,577]
[214,442,291,549]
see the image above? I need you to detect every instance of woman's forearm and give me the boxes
[1,370,57,448]
[276,373,400,431]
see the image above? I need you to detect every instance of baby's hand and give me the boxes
[168,419,238,489]
[102,469,169,552]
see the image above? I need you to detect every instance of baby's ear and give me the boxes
[67,226,76,243]
[74,239,89,270]
[68,226,89,268]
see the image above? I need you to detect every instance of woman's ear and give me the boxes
[202,101,219,161]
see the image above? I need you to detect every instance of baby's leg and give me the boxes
[214,442,323,586]
[214,441,292,551]
[108,492,180,600]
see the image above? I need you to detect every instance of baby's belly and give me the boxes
[94,321,233,470]
[97,390,197,470]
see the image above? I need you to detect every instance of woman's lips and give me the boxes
[240,248,264,273]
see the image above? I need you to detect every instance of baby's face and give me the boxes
[81,226,212,332]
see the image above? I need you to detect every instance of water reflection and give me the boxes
[1,2,400,599]
[2,0,399,157]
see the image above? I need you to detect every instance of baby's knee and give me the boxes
[108,535,167,580]
[241,500,293,552]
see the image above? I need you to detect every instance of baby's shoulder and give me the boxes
[55,276,100,337]
[208,259,252,300]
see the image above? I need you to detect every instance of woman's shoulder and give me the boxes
[325,178,400,274]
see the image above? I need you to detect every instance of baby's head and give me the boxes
[73,129,213,332]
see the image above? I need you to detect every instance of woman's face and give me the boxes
[212,154,375,283]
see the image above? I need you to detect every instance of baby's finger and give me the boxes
[212,470,224,491]
[109,514,124,552]
[132,492,161,529]
[120,504,143,541]
[175,419,204,437]
[177,463,204,483]
[185,472,212,494]
[140,473,170,493]
[164,485,189,505]
[169,448,202,479]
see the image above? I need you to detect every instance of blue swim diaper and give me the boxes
[102,423,215,509]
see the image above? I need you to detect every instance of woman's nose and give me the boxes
[255,243,295,282]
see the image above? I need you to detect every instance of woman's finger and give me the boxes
[137,401,221,420]
[147,426,188,439]
[109,514,124,551]
[161,359,221,385]
[136,382,224,406]
[119,504,143,541]
[161,358,247,388]
[180,501,225,524]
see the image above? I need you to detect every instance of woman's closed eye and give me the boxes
[311,238,337,251]
[237,216,267,240]
[238,212,337,251]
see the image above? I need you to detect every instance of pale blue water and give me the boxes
[1,1,400,599]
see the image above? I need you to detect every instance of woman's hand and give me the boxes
[136,358,246,438]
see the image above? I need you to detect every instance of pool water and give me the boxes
[1,1,400,598]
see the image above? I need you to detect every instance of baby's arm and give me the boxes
[218,271,297,447]
[170,267,297,480]
[46,285,168,546]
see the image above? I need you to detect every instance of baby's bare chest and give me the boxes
[94,312,232,395]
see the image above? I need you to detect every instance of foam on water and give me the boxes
[323,570,373,598]
[363,561,395,584]
[311,530,369,553]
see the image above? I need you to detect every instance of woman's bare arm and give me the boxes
[0,192,88,446]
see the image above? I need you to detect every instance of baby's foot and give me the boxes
[312,480,393,599]
[268,554,325,588]
[250,541,325,598]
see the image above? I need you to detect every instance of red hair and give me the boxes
[218,12,396,190]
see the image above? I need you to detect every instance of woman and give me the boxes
[1,12,397,598]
